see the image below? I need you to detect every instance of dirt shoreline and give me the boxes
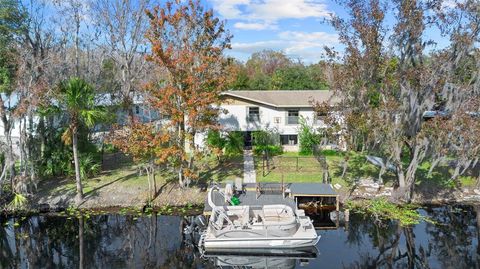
[4,181,480,215]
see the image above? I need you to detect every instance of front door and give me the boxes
[244,131,252,150]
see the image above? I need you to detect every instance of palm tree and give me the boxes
[58,78,105,204]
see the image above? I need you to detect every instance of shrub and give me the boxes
[224,131,244,156]
[253,145,283,156]
[206,130,243,157]
[346,198,431,226]
[8,193,27,210]
[79,153,101,180]
[320,149,342,156]
[299,117,321,155]
[206,130,224,150]
[102,143,118,154]
[252,130,282,156]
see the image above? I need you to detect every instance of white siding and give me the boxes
[218,104,328,135]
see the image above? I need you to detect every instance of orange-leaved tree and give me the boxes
[144,0,232,188]
[110,121,168,201]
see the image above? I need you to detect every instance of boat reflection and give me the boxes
[203,246,318,269]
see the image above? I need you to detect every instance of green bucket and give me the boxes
[230,196,240,205]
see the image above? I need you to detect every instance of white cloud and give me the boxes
[212,0,250,19]
[278,31,338,43]
[234,22,276,30]
[247,0,330,21]
[210,0,332,30]
[230,30,339,62]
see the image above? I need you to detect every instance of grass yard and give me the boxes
[43,164,151,198]
[255,150,478,190]
[415,161,477,189]
[198,155,244,183]
[256,150,396,188]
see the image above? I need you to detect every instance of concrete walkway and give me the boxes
[243,150,257,183]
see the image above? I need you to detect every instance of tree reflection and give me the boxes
[425,205,477,268]
[0,214,217,268]
[2,206,480,269]
[345,205,479,269]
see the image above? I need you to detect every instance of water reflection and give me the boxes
[204,247,318,269]
[0,205,479,269]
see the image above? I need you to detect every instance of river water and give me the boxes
[1,205,479,269]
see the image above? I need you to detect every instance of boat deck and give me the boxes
[203,189,296,214]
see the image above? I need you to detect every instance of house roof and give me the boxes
[221,90,339,108]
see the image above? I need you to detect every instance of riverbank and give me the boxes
[16,166,206,214]
[338,177,480,205]
[4,163,480,214]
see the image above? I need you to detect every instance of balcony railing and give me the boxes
[287,116,299,125]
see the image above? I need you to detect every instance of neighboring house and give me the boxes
[93,94,163,133]
[0,120,21,157]
[216,90,342,152]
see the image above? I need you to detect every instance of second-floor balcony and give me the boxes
[287,116,299,125]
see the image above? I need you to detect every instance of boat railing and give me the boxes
[210,207,235,231]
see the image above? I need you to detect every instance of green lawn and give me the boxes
[45,165,150,198]
[255,151,396,188]
[255,150,478,189]
[198,155,244,183]
[415,161,477,189]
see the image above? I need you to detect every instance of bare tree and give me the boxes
[90,0,151,117]
[13,0,56,190]
[51,0,90,78]
[325,0,480,201]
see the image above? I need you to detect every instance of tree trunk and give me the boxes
[397,164,406,188]
[428,157,442,178]
[72,129,83,204]
[27,114,36,183]
[378,163,386,185]
[4,123,15,190]
[178,165,185,188]
[451,163,461,182]
[74,10,80,77]
[145,166,152,201]
[341,156,348,178]
[178,117,187,188]
[39,116,46,159]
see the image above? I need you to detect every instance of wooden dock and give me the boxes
[203,182,339,219]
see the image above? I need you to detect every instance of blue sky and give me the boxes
[32,0,457,64]
[203,0,457,64]
[203,0,344,63]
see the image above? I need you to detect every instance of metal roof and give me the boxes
[288,183,337,196]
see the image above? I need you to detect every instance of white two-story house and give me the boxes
[217,90,341,151]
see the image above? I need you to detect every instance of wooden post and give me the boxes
[336,210,340,228]
[296,157,299,172]
[345,209,350,231]
[262,154,265,177]
[281,173,284,199]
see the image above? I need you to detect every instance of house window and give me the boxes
[287,109,299,124]
[280,135,298,145]
[315,111,327,125]
[273,117,281,124]
[135,105,140,114]
[248,107,260,122]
